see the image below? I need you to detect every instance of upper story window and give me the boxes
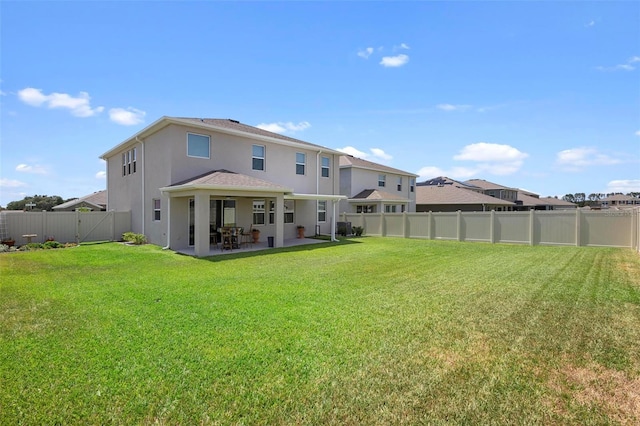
[410,178,415,193]
[321,156,330,178]
[187,133,210,158]
[252,145,265,171]
[122,147,137,176]
[378,174,386,187]
[397,177,402,191]
[296,153,306,175]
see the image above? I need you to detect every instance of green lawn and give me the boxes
[1,239,639,425]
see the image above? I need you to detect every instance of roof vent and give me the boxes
[228,119,240,124]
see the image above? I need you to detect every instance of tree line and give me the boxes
[2,195,69,211]
[562,192,640,207]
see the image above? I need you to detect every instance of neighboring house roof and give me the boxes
[339,156,418,177]
[417,176,484,192]
[350,189,411,202]
[53,190,107,210]
[464,179,516,191]
[602,194,639,202]
[416,184,515,206]
[162,169,293,193]
[101,116,342,159]
[516,191,543,207]
[539,197,577,208]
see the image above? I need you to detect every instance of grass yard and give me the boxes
[1,238,639,425]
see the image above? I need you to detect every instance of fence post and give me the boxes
[110,210,116,241]
[490,210,496,244]
[403,211,409,238]
[76,209,80,244]
[380,212,385,236]
[529,209,535,246]
[457,210,462,241]
[42,210,47,242]
[575,208,582,247]
[428,211,433,240]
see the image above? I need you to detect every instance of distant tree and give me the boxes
[629,192,640,198]
[6,195,64,211]
[562,194,575,203]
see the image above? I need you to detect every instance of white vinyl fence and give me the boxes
[341,209,640,251]
[1,210,131,245]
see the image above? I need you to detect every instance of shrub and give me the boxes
[43,241,64,249]
[352,226,364,237]
[0,244,10,253]
[122,232,147,245]
[22,242,45,251]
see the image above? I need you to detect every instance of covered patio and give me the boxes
[173,236,330,257]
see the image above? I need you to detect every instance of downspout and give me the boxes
[162,191,171,249]
[135,136,145,236]
[316,150,321,233]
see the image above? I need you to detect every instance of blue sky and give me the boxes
[1,1,639,207]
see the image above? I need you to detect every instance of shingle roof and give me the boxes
[339,156,418,177]
[417,176,483,191]
[416,185,515,205]
[351,189,410,202]
[53,190,107,210]
[464,179,516,191]
[168,169,292,192]
[539,197,577,207]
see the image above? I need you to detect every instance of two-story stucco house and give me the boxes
[100,117,345,256]
[339,156,418,214]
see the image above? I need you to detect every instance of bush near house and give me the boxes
[122,232,147,245]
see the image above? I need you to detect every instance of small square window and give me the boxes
[187,133,210,158]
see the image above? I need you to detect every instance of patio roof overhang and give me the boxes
[285,193,347,201]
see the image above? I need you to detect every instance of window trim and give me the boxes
[296,152,306,175]
[321,156,330,178]
[186,132,211,159]
[378,174,386,187]
[252,144,265,171]
[152,198,161,221]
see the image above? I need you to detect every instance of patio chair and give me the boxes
[239,226,253,248]
[221,228,233,251]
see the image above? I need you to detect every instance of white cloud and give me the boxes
[109,107,146,126]
[399,43,410,50]
[256,121,310,134]
[585,20,595,27]
[0,178,28,188]
[17,87,104,117]
[96,171,107,179]
[380,54,409,68]
[606,179,640,193]
[357,47,374,59]
[454,142,528,163]
[635,130,640,136]
[16,163,48,174]
[437,103,472,112]
[336,146,393,163]
[556,147,622,171]
[596,56,639,72]
[416,166,478,181]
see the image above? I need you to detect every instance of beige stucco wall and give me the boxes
[105,122,342,247]
[339,166,416,213]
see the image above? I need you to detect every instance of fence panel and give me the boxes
[407,213,430,239]
[461,212,491,242]
[495,212,529,244]
[384,214,404,237]
[432,213,458,240]
[2,211,131,244]
[582,210,634,247]
[536,211,576,246]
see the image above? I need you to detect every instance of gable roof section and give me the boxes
[350,189,411,202]
[339,156,418,177]
[464,179,516,191]
[53,190,107,210]
[416,184,515,206]
[162,169,293,194]
[539,197,577,207]
[101,116,342,159]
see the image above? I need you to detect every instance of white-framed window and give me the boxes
[296,152,306,175]
[284,200,294,223]
[385,204,397,213]
[356,205,375,213]
[378,174,386,187]
[253,200,265,225]
[321,156,330,178]
[187,133,210,158]
[122,148,137,176]
[318,201,326,222]
[252,145,265,171]
[152,199,161,221]
[269,200,275,224]
[410,178,415,193]
[397,177,402,191]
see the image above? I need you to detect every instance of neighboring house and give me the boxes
[601,194,640,209]
[339,156,417,214]
[416,177,515,212]
[537,196,578,210]
[52,190,107,211]
[464,179,572,211]
[100,116,345,257]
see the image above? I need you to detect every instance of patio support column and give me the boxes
[331,200,338,241]
[275,194,284,248]
[194,191,210,257]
